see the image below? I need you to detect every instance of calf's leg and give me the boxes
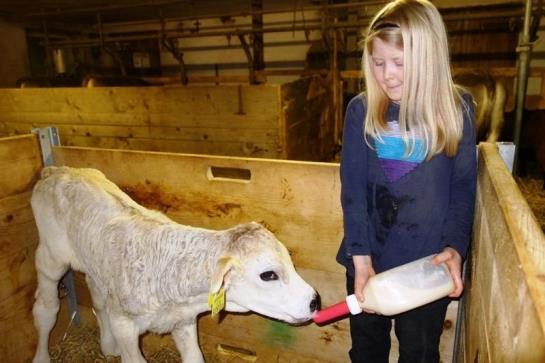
[172,321,205,363]
[108,313,147,363]
[32,244,69,363]
[86,276,119,356]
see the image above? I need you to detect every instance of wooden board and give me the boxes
[0,134,42,199]
[0,86,279,115]
[461,143,545,362]
[0,135,42,363]
[53,146,343,274]
[52,145,458,362]
[0,192,38,300]
[0,79,337,161]
[0,86,286,159]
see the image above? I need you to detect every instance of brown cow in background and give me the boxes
[454,71,508,143]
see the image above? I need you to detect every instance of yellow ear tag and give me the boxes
[208,288,225,317]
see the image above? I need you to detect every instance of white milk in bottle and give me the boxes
[347,255,455,316]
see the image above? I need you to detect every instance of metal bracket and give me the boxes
[32,127,59,166]
[497,142,516,174]
[32,126,81,327]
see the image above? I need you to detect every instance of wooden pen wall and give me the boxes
[0,135,42,362]
[51,145,459,362]
[0,76,333,162]
[52,145,348,362]
[460,143,545,362]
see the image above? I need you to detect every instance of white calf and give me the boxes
[31,166,318,363]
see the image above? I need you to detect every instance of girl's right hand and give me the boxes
[353,255,376,313]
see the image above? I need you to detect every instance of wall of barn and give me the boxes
[0,76,335,161]
[96,9,323,84]
[24,1,522,84]
[0,20,30,88]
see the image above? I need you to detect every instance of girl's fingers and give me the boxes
[449,268,464,297]
[431,250,451,264]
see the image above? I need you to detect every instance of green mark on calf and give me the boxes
[264,321,296,347]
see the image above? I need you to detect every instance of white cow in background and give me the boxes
[31,166,318,363]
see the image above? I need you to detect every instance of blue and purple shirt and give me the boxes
[376,120,426,183]
[336,94,477,275]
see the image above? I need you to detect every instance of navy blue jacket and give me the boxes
[336,94,477,276]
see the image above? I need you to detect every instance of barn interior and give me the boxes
[1,0,545,362]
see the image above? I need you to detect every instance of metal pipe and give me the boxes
[28,0,195,17]
[30,0,521,28]
[45,21,370,48]
[41,10,54,76]
[28,1,381,19]
[43,5,524,49]
[513,0,534,175]
[93,8,521,37]
[331,19,340,145]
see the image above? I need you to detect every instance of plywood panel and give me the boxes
[0,134,42,363]
[52,145,458,362]
[462,142,545,362]
[0,78,337,161]
[0,86,280,115]
[53,146,343,274]
[0,135,42,199]
[61,135,279,158]
[2,122,278,143]
[0,86,289,159]
[0,111,277,128]
[0,282,38,362]
[0,192,38,301]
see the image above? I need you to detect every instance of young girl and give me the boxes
[336,0,477,362]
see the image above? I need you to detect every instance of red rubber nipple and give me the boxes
[313,300,350,324]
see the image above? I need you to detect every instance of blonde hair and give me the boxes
[362,0,464,158]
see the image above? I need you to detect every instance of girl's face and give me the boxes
[370,37,404,102]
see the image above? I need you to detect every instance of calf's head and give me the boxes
[210,222,318,323]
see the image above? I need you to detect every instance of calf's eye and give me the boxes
[260,271,279,281]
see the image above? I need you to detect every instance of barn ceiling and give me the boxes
[0,0,528,46]
[0,0,323,27]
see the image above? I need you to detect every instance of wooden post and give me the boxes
[331,18,341,147]
[238,34,257,84]
[97,14,127,76]
[512,0,534,174]
[251,0,265,77]
[41,11,54,76]
[160,15,188,85]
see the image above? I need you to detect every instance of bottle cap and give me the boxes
[346,294,363,315]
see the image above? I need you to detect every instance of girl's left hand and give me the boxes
[432,247,463,298]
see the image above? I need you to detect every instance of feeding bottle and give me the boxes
[314,255,455,324]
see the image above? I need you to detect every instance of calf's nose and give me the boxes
[309,292,321,313]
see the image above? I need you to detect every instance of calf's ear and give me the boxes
[210,256,241,294]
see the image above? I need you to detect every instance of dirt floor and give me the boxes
[51,325,182,363]
[516,176,545,232]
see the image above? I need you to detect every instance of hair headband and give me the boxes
[371,22,400,31]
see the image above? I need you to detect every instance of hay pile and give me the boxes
[50,325,182,363]
[516,176,545,231]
